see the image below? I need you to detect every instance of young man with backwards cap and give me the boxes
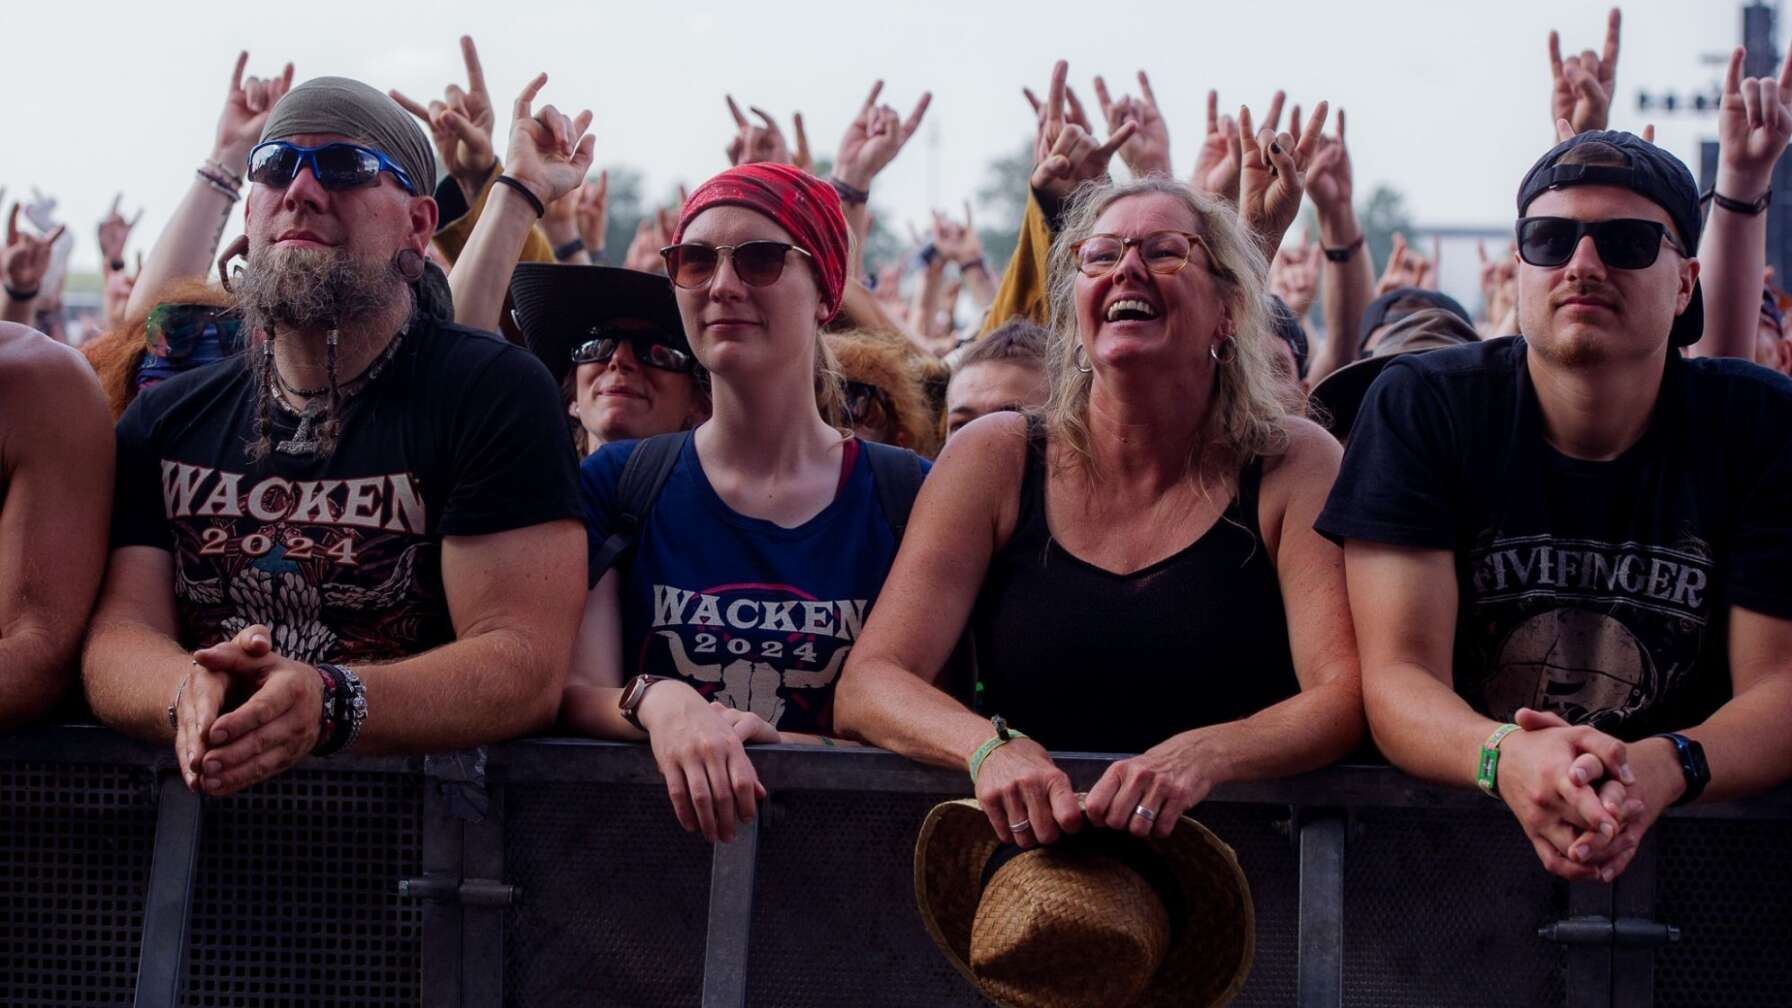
[1317,131,1792,883]
[83,75,586,795]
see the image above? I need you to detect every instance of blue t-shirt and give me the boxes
[582,435,925,734]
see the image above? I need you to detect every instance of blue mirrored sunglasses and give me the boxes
[246,141,419,196]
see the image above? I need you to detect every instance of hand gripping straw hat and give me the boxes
[915,799,1254,1008]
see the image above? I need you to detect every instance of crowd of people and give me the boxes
[3,6,1791,1001]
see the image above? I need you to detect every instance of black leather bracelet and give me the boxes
[554,237,587,262]
[108,258,127,273]
[959,257,986,274]
[1323,234,1365,263]
[494,175,547,218]
[312,664,349,756]
[1702,186,1772,215]
[829,176,871,205]
[3,284,39,301]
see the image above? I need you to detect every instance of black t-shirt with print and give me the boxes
[1316,336,1792,741]
[112,317,582,663]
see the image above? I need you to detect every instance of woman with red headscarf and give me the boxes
[559,162,930,844]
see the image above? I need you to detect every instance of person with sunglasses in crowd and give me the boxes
[826,328,941,455]
[1317,129,1792,885]
[554,161,930,846]
[508,262,710,456]
[82,74,587,796]
[836,173,1364,850]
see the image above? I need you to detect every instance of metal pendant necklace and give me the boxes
[271,327,407,457]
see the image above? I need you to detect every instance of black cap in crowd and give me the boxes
[1268,295,1309,379]
[1516,130,1703,347]
[1357,288,1472,358]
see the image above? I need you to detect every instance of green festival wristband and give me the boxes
[1476,722,1521,798]
[968,729,1030,785]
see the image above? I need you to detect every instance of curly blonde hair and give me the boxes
[1044,177,1300,478]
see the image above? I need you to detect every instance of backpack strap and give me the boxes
[861,440,926,540]
[589,432,688,583]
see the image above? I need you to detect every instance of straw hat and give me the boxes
[914,799,1254,1008]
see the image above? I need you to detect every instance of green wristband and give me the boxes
[968,728,1030,785]
[1476,722,1521,798]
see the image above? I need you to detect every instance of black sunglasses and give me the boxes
[659,241,813,290]
[246,141,420,196]
[1515,217,1688,271]
[571,331,695,373]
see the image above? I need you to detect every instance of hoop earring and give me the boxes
[1210,339,1237,365]
[1074,343,1093,374]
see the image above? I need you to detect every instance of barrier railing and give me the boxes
[2,724,1789,1007]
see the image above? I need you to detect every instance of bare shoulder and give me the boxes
[1260,416,1342,491]
[0,322,111,463]
[933,409,1032,477]
[0,322,95,394]
[916,409,1033,543]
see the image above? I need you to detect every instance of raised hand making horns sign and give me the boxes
[1026,60,1136,204]
[725,97,812,172]
[834,80,932,194]
[502,74,597,211]
[1238,93,1328,258]
[391,36,498,201]
[1093,70,1172,179]
[1548,8,1621,136]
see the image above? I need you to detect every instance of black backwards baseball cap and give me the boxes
[1516,130,1703,347]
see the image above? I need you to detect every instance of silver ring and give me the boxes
[1132,805,1157,823]
[1008,819,1032,833]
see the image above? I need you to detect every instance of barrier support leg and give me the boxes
[132,771,203,1008]
[1296,809,1346,1007]
[700,816,761,1008]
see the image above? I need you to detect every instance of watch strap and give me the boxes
[1653,732,1709,806]
[618,674,664,732]
[1476,722,1521,798]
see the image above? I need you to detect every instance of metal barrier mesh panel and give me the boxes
[744,789,980,1007]
[1654,818,1792,1007]
[504,782,712,1008]
[1343,806,1565,1007]
[0,762,155,1007]
[182,768,423,1007]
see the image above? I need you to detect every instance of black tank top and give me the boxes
[969,417,1301,753]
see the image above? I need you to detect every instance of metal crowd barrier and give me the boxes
[2,724,1789,1007]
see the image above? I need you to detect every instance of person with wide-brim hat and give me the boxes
[916,798,1254,1008]
[509,262,709,452]
[1308,306,1479,440]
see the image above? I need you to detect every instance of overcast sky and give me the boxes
[0,0,1742,277]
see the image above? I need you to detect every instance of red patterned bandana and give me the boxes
[675,163,849,320]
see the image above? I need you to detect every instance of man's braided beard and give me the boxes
[235,244,406,460]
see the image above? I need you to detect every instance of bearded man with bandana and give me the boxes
[83,75,587,795]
